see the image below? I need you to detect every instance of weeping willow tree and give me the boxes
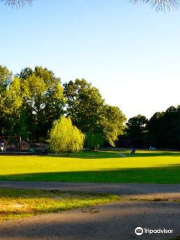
[132,0,180,11]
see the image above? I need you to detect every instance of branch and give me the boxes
[1,0,34,7]
[131,0,180,11]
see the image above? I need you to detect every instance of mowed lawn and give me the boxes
[0,151,180,184]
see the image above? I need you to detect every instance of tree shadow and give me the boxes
[44,150,180,159]
[126,152,180,158]
[0,164,180,184]
[44,151,120,159]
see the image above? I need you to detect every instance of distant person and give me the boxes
[0,142,4,152]
[130,147,136,154]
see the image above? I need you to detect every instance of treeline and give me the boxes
[120,106,180,149]
[0,65,126,149]
[1,65,179,150]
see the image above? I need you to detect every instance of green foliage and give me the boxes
[0,65,12,89]
[64,79,126,149]
[0,65,12,112]
[86,132,105,150]
[64,79,105,133]
[0,65,126,146]
[50,116,85,153]
[0,66,22,135]
[126,114,148,147]
[19,66,64,141]
[5,77,22,114]
[102,105,126,147]
[148,105,180,149]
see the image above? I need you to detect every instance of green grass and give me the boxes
[0,188,119,221]
[0,150,180,183]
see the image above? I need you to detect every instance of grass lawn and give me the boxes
[0,150,180,184]
[0,188,119,221]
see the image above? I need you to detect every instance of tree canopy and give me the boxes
[64,79,126,149]
[0,65,64,141]
[118,106,180,150]
[0,65,126,150]
[126,115,148,148]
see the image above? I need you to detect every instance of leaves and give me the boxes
[50,116,85,153]
[132,0,180,11]
[64,79,126,149]
[0,0,34,7]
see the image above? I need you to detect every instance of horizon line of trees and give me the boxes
[1,64,179,150]
[0,65,126,149]
[121,106,180,150]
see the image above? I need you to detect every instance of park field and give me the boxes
[0,150,180,184]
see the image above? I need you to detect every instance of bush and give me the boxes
[49,116,85,153]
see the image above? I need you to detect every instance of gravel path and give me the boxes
[0,200,180,240]
[0,181,180,239]
[0,181,180,200]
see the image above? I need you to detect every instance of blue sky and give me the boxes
[0,0,180,119]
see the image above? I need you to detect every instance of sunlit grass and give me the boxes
[0,150,180,183]
[0,188,119,221]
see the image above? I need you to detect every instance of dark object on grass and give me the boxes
[130,147,136,154]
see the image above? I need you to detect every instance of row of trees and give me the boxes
[122,106,180,149]
[1,64,179,151]
[0,65,126,150]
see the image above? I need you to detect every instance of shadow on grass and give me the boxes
[0,164,180,184]
[0,150,180,159]
[44,150,180,159]
[125,152,180,158]
[47,151,120,159]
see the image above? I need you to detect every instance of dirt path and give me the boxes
[0,181,180,201]
[1,181,180,239]
[0,200,180,240]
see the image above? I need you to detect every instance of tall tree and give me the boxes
[126,114,148,148]
[0,65,13,135]
[148,106,180,149]
[64,79,126,149]
[148,111,164,148]
[19,66,64,141]
[64,79,105,134]
[101,105,126,147]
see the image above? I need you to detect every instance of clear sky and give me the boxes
[0,0,180,119]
